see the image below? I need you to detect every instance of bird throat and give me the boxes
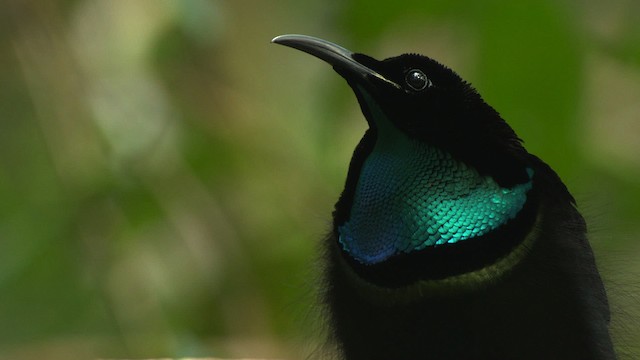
[338,89,533,265]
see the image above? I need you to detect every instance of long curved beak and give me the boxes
[271,34,400,90]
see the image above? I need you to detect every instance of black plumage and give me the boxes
[273,34,615,360]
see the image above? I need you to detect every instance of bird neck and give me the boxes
[337,90,534,273]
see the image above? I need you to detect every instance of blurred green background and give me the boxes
[2,0,640,359]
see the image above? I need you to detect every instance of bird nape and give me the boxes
[272,34,616,360]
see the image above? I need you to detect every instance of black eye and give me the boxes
[405,69,431,91]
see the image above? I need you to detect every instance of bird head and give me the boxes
[273,35,530,186]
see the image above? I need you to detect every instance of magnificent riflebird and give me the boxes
[272,34,615,360]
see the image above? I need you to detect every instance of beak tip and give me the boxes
[271,34,296,45]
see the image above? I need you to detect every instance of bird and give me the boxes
[272,34,616,360]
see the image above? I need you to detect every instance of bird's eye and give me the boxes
[405,69,431,91]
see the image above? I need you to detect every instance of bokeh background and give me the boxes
[2,0,640,359]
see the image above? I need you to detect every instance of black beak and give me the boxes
[271,34,401,90]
